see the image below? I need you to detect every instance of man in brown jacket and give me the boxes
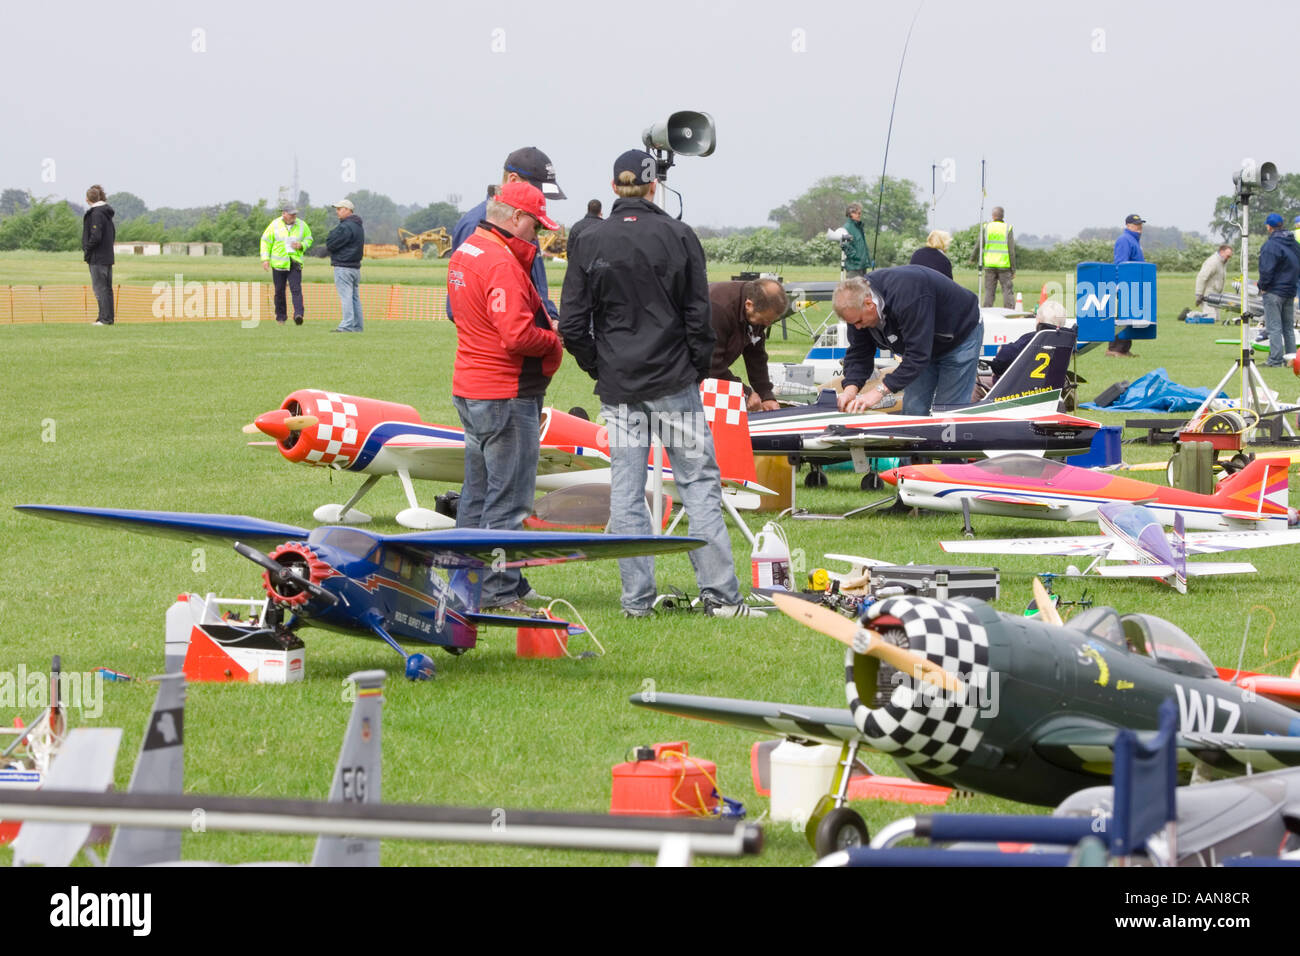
[707,278,786,411]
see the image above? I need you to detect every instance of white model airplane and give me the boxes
[940,502,1300,593]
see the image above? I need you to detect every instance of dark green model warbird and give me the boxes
[632,593,1300,849]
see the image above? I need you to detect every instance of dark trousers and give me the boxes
[89,264,114,323]
[272,262,304,321]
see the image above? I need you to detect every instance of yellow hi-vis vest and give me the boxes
[260,217,314,269]
[982,221,1011,269]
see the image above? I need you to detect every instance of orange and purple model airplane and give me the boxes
[880,453,1297,532]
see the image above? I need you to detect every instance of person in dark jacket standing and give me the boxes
[1107,213,1145,357]
[841,202,873,277]
[707,278,785,411]
[566,199,602,259]
[1258,212,1300,367]
[82,185,115,325]
[832,266,983,415]
[449,146,565,325]
[326,200,365,332]
[559,149,764,621]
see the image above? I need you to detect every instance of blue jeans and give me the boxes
[601,384,742,612]
[1262,292,1295,365]
[333,267,364,330]
[453,395,542,607]
[903,320,984,415]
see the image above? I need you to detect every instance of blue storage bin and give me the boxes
[1065,425,1123,468]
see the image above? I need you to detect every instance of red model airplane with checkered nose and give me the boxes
[244,381,772,531]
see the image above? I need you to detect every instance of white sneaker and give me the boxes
[704,602,767,619]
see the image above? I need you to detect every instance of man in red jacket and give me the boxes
[447,181,564,613]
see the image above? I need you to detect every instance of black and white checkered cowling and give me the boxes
[844,596,990,776]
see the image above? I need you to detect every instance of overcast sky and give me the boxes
[4,0,1296,238]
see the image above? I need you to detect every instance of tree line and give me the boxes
[3,172,1298,270]
[0,188,460,256]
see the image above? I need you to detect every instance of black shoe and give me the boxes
[293,315,303,326]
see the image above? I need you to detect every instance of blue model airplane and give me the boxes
[15,505,704,680]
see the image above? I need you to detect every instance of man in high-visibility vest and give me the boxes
[977,206,1016,309]
[260,207,313,325]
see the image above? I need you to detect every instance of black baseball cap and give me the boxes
[504,147,565,200]
[1124,213,1146,225]
[613,149,656,185]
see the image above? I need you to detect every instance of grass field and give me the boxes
[1,255,1296,867]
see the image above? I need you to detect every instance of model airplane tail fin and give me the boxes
[311,670,385,867]
[106,673,187,867]
[1213,457,1292,516]
[12,728,122,866]
[943,327,1076,417]
[700,378,768,491]
[1172,513,1187,594]
[539,407,611,457]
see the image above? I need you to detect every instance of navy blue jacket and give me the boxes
[1113,228,1144,264]
[842,265,981,393]
[450,200,557,322]
[1258,228,1300,297]
[82,204,115,265]
[908,246,953,279]
[325,214,365,269]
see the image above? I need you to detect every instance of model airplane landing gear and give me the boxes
[806,739,870,856]
[804,464,829,488]
[404,653,436,681]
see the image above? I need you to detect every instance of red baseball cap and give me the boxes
[496,181,559,231]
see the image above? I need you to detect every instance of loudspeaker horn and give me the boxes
[642,111,717,157]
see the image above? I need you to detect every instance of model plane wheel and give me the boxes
[442,645,468,656]
[804,468,829,489]
[860,473,881,491]
[802,793,839,850]
[404,653,437,681]
[814,807,869,857]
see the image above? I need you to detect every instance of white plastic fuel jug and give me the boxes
[751,521,791,590]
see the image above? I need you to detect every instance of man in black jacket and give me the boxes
[82,185,115,325]
[832,266,983,415]
[566,199,602,259]
[559,149,764,621]
[326,200,366,332]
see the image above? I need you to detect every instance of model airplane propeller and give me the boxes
[17,505,704,681]
[632,590,1300,854]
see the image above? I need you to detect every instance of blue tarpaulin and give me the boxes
[1081,368,1227,412]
